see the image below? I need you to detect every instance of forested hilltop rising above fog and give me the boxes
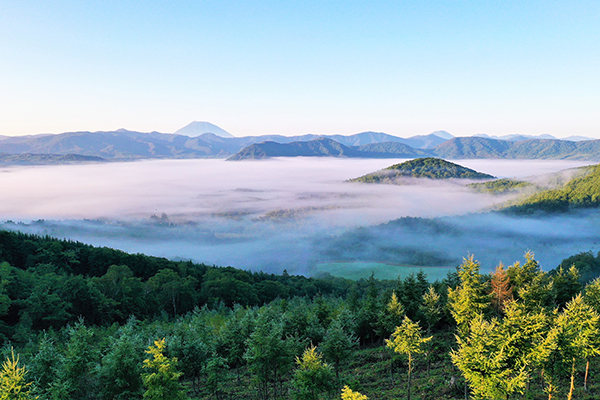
[2,122,600,162]
[349,158,495,183]
[2,229,600,399]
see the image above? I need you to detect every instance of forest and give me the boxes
[1,229,600,399]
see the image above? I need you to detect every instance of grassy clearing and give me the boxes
[314,261,454,281]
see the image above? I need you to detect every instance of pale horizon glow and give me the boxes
[1,1,599,139]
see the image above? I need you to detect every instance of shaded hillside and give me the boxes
[227,138,360,160]
[349,157,495,183]
[432,137,512,158]
[356,141,430,157]
[503,164,600,213]
[0,153,106,166]
[227,138,433,160]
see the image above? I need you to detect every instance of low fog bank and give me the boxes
[0,158,598,276]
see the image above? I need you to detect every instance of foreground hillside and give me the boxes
[349,157,495,183]
[1,229,600,399]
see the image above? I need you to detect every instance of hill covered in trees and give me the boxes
[0,153,105,166]
[503,164,600,213]
[467,178,534,194]
[226,138,430,160]
[349,158,495,183]
[2,228,600,399]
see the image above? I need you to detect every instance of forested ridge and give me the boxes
[1,230,600,399]
[504,164,600,213]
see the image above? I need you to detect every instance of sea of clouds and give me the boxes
[0,158,596,276]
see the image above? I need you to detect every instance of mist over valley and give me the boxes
[1,157,597,278]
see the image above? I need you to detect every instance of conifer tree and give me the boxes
[244,316,296,400]
[447,255,489,338]
[321,318,358,380]
[452,301,555,399]
[386,316,431,400]
[291,346,335,400]
[556,294,600,400]
[0,348,37,400]
[376,291,405,339]
[340,385,368,400]
[420,286,441,375]
[490,263,512,315]
[142,338,188,400]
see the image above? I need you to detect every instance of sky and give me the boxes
[1,1,599,138]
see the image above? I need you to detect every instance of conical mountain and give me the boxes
[174,121,234,138]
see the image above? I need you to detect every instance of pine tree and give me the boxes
[340,385,368,400]
[376,291,405,339]
[320,318,358,380]
[386,316,432,400]
[291,346,335,400]
[555,294,600,400]
[0,348,37,400]
[142,338,188,400]
[447,255,490,338]
[452,301,554,400]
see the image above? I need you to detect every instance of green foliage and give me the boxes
[98,320,145,400]
[467,178,533,194]
[291,346,335,400]
[447,255,490,338]
[351,157,495,183]
[420,286,442,333]
[558,251,600,285]
[142,338,188,400]
[504,164,600,213]
[321,318,358,379]
[386,316,431,400]
[244,312,298,400]
[452,302,555,399]
[53,320,99,399]
[555,294,600,399]
[0,348,37,400]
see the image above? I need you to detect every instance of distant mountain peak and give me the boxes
[174,121,234,138]
[430,130,454,139]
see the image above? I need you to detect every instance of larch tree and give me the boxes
[142,338,188,400]
[452,300,556,400]
[340,385,368,400]
[447,255,490,339]
[386,316,432,400]
[291,345,335,400]
[420,286,442,376]
[555,294,600,400]
[490,263,513,315]
[0,348,36,400]
[321,318,358,380]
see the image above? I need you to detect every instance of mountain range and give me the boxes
[1,121,600,162]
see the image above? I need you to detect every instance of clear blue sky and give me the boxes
[1,1,599,138]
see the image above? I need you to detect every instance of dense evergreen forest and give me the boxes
[1,229,600,399]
